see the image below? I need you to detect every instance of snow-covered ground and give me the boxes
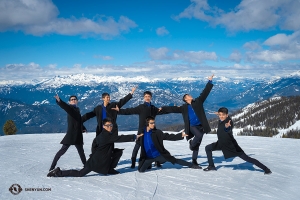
[1,132,299,200]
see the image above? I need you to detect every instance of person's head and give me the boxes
[69,95,78,105]
[102,118,113,132]
[102,93,110,104]
[182,94,193,104]
[217,107,229,121]
[143,91,152,103]
[145,116,155,129]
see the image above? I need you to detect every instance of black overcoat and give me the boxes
[161,81,213,140]
[138,128,184,170]
[85,129,136,175]
[118,102,173,134]
[212,117,244,159]
[82,93,132,136]
[56,99,85,145]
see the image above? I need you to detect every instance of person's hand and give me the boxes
[111,105,119,112]
[208,74,214,81]
[182,131,189,137]
[225,120,231,128]
[136,134,144,140]
[158,107,162,112]
[131,86,137,94]
[54,94,60,102]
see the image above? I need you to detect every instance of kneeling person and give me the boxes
[47,118,142,177]
[203,107,272,175]
[138,116,201,172]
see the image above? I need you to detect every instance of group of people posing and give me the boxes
[47,74,272,178]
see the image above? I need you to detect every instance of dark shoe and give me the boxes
[108,168,120,175]
[130,157,136,168]
[47,167,61,177]
[192,159,199,165]
[155,161,162,168]
[203,165,216,171]
[264,168,272,175]
[147,164,152,170]
[191,164,202,169]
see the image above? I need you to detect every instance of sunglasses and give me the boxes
[149,122,155,125]
[70,98,77,101]
[104,124,113,127]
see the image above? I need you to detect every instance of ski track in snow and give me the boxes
[0,132,300,200]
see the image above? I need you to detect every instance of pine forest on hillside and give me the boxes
[209,96,300,139]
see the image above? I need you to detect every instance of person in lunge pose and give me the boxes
[116,91,175,168]
[203,107,272,175]
[82,86,136,154]
[49,94,87,171]
[47,118,143,177]
[162,74,214,167]
[138,116,201,172]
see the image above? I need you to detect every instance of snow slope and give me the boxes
[0,132,299,200]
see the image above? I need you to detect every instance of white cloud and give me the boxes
[156,26,169,36]
[243,41,262,51]
[0,62,300,82]
[93,55,114,60]
[246,31,300,62]
[147,47,170,60]
[229,51,242,63]
[0,0,137,38]
[147,47,217,63]
[175,0,300,32]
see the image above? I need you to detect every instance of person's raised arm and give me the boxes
[195,74,214,103]
[116,86,137,108]
[81,108,97,123]
[55,94,81,121]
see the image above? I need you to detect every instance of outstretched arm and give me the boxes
[54,94,81,121]
[118,105,141,115]
[116,86,137,108]
[81,109,96,123]
[194,74,214,103]
[161,131,185,141]
[158,105,182,115]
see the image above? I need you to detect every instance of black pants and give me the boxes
[58,149,123,177]
[205,143,268,171]
[189,125,205,160]
[50,144,86,170]
[59,166,91,177]
[139,155,192,172]
[131,142,141,158]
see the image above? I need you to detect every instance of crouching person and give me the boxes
[203,107,272,175]
[138,116,201,172]
[47,118,143,177]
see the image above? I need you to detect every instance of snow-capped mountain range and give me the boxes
[0,71,300,135]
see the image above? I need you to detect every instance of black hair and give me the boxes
[145,116,155,126]
[143,91,152,97]
[218,107,228,114]
[102,117,112,125]
[182,94,189,102]
[102,93,110,98]
[69,95,77,101]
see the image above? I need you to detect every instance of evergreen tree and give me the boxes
[3,120,17,135]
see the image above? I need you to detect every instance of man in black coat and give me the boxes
[49,94,87,171]
[161,74,214,167]
[116,90,176,168]
[138,116,201,172]
[203,107,272,175]
[47,118,143,177]
[82,87,136,154]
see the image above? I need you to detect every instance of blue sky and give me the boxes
[1,0,300,82]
